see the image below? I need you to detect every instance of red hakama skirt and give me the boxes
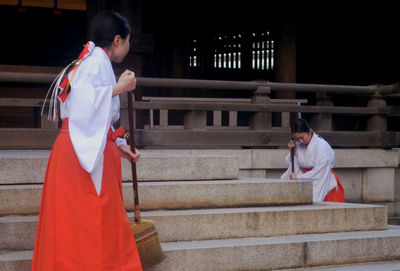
[324,169,345,202]
[31,119,142,270]
[303,168,345,203]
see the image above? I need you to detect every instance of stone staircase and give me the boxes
[1,150,400,270]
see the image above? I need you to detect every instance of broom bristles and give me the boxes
[131,219,166,269]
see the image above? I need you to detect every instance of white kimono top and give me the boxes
[60,46,126,196]
[281,133,338,202]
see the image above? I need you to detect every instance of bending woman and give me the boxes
[281,118,345,202]
[31,11,142,270]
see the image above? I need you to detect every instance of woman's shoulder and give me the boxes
[79,47,110,73]
[315,135,334,152]
[71,48,114,86]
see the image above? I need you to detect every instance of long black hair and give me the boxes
[291,118,311,134]
[88,10,131,48]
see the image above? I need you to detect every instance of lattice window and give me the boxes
[213,34,241,69]
[188,31,274,72]
[251,32,274,70]
[189,39,200,67]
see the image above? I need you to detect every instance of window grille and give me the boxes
[251,32,274,70]
[189,39,200,67]
[188,31,274,72]
[214,34,241,69]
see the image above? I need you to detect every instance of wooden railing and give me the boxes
[0,71,399,148]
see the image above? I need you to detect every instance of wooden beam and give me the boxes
[132,101,266,112]
[0,98,44,107]
[134,130,386,148]
[0,129,58,149]
[0,129,391,148]
[132,101,388,115]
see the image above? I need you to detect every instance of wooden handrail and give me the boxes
[0,71,398,95]
[132,101,388,115]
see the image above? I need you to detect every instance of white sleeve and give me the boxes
[68,62,113,173]
[281,149,303,180]
[296,157,331,182]
[296,146,335,201]
[280,153,291,180]
[115,137,127,146]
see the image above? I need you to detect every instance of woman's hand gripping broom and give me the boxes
[127,91,166,269]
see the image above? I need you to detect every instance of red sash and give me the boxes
[61,118,125,142]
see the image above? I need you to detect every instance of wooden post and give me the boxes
[249,86,271,130]
[213,111,222,127]
[229,111,238,128]
[310,92,333,131]
[184,111,207,130]
[367,91,387,132]
[159,110,168,128]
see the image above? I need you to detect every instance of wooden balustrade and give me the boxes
[0,70,399,148]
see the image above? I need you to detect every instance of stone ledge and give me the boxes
[3,227,400,271]
[0,179,313,215]
[0,151,239,184]
[155,226,400,271]
[135,148,400,169]
[250,149,399,169]
[280,260,400,270]
[0,203,387,250]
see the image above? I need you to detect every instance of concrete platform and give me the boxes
[0,202,387,250]
[2,226,400,271]
[0,178,313,215]
[0,150,239,184]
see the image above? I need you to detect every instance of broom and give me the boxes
[126,91,166,269]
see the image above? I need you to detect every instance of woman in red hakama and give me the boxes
[31,11,142,270]
[281,118,345,202]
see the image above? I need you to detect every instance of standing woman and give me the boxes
[32,11,142,270]
[281,118,345,202]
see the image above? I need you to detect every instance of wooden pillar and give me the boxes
[310,92,333,131]
[274,5,297,126]
[241,33,253,77]
[275,5,296,90]
[184,111,207,130]
[249,87,271,130]
[367,91,387,132]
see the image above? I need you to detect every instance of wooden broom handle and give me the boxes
[290,137,295,173]
[290,147,295,173]
[127,91,141,223]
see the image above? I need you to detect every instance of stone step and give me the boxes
[0,178,313,215]
[279,260,400,270]
[2,226,400,271]
[0,150,238,184]
[0,202,387,250]
[389,217,400,225]
[0,251,31,271]
[154,226,400,271]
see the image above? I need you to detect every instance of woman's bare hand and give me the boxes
[113,70,136,96]
[118,144,140,163]
[288,139,295,149]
